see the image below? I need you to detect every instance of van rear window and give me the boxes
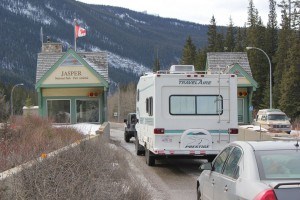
[169,95,223,115]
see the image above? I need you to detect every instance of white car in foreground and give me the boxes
[197,140,300,200]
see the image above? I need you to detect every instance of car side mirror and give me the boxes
[136,119,139,123]
[200,162,212,171]
[124,119,127,123]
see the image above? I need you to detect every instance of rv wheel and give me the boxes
[135,136,145,156]
[145,148,155,166]
[124,132,130,143]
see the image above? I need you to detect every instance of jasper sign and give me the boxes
[43,66,100,84]
[55,69,89,81]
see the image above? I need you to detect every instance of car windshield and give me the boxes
[255,150,300,180]
[267,114,287,121]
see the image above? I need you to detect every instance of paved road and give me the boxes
[110,122,205,200]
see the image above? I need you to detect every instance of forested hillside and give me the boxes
[179,0,299,121]
[0,0,208,87]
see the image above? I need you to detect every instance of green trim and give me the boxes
[205,61,208,71]
[35,49,108,89]
[37,88,43,116]
[39,83,107,88]
[228,64,258,88]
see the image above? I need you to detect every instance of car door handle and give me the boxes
[224,185,228,192]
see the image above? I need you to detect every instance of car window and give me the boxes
[256,150,300,180]
[223,147,242,179]
[213,146,232,173]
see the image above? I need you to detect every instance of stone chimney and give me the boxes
[41,37,62,53]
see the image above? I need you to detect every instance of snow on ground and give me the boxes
[54,123,101,135]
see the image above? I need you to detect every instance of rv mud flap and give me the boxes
[180,129,213,151]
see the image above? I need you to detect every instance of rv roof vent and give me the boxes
[170,65,195,74]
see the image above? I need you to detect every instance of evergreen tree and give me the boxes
[207,15,218,52]
[273,2,292,107]
[215,32,225,52]
[153,57,161,72]
[279,29,300,121]
[246,0,268,109]
[247,0,259,27]
[25,96,33,107]
[195,48,207,71]
[264,0,278,108]
[279,65,300,121]
[265,0,278,58]
[225,17,235,52]
[153,48,160,72]
[234,27,247,51]
[180,36,196,65]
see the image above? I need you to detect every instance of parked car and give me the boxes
[197,140,300,200]
[123,113,137,143]
[253,109,291,134]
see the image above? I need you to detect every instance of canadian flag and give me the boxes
[75,25,86,38]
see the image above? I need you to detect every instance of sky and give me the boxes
[77,0,281,26]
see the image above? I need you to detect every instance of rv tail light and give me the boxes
[228,128,238,134]
[187,75,191,77]
[254,190,277,200]
[154,128,165,134]
[194,74,198,77]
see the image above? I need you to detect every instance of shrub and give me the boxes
[0,137,152,200]
[0,115,84,172]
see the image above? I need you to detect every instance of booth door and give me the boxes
[238,98,244,124]
[76,100,99,123]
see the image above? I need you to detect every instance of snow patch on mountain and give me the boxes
[88,46,149,76]
[1,0,55,25]
[116,13,147,24]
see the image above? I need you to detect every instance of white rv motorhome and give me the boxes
[135,65,238,166]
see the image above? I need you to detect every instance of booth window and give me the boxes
[47,100,71,123]
[76,100,99,123]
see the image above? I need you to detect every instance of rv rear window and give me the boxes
[169,95,223,115]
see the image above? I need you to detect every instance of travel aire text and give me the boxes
[179,79,212,85]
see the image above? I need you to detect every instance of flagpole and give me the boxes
[74,19,77,51]
[40,27,43,44]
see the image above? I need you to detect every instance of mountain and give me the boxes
[0,0,209,88]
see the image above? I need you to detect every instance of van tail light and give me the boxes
[154,128,164,134]
[228,128,238,134]
[254,190,277,200]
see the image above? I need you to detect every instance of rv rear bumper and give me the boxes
[152,149,220,156]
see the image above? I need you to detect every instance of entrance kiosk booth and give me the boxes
[35,42,109,124]
[206,52,258,124]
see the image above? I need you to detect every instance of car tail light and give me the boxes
[254,190,277,200]
[228,128,238,134]
[154,128,164,134]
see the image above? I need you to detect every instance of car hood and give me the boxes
[267,120,290,125]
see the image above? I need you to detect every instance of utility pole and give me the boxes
[11,83,24,116]
[117,83,120,122]
[246,47,272,109]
